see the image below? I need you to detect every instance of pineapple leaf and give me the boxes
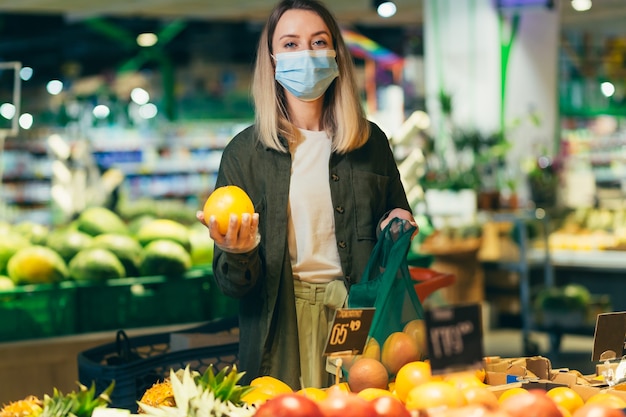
[41,382,114,417]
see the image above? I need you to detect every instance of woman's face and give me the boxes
[271,9,333,55]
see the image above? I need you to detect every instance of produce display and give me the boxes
[3,359,626,417]
[0,206,214,288]
[548,208,626,251]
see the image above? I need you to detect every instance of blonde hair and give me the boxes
[252,0,370,154]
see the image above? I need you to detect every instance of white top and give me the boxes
[287,129,343,283]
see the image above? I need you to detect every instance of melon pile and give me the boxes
[0,206,214,288]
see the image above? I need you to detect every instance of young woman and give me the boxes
[197,0,417,389]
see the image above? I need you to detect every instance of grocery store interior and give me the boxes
[1,0,626,406]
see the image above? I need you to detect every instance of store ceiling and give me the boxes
[0,0,624,86]
[0,0,625,29]
[0,0,422,25]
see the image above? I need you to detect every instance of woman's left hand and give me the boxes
[381,208,419,239]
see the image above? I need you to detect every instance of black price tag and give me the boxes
[424,303,484,374]
[324,308,375,356]
[592,311,626,362]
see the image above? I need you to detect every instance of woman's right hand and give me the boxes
[196,211,261,253]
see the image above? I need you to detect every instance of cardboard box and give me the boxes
[169,329,239,352]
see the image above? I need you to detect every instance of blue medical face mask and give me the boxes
[273,49,339,101]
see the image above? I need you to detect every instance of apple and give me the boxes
[318,390,377,417]
[370,395,411,417]
[253,393,323,417]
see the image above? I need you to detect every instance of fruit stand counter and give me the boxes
[528,248,626,311]
[0,322,195,405]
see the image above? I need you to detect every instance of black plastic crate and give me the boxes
[77,316,239,411]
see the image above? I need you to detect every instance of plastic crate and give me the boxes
[74,268,213,333]
[207,275,239,320]
[77,316,239,411]
[0,281,77,342]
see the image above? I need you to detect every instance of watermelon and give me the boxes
[76,207,129,236]
[90,233,143,277]
[46,229,94,263]
[69,248,126,281]
[7,245,68,284]
[140,239,192,277]
[0,233,31,275]
[136,219,191,252]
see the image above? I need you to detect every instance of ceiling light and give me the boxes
[136,32,158,47]
[600,82,615,98]
[571,0,592,12]
[374,1,397,18]
[46,80,63,95]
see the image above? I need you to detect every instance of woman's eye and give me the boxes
[312,39,328,48]
[284,41,297,49]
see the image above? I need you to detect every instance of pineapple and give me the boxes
[140,379,175,410]
[137,366,256,417]
[40,382,114,417]
[0,395,43,417]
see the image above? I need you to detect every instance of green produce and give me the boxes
[46,229,94,263]
[136,218,191,252]
[140,239,192,277]
[7,245,68,284]
[76,206,129,236]
[13,221,49,245]
[128,214,157,236]
[535,284,591,312]
[90,233,143,277]
[69,248,126,281]
[0,232,31,275]
[0,275,15,291]
[189,223,214,267]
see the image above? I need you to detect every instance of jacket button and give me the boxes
[338,241,347,249]
[335,206,344,213]
[331,174,340,181]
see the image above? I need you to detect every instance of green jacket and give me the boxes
[211,121,410,389]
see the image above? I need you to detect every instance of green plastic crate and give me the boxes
[0,281,77,342]
[75,268,213,333]
[207,275,239,319]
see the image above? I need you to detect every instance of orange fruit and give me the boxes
[405,380,465,411]
[297,387,328,401]
[475,368,487,383]
[498,387,529,403]
[325,382,351,394]
[356,387,395,401]
[203,185,254,235]
[557,404,573,417]
[394,361,432,403]
[461,385,499,408]
[585,392,626,409]
[347,358,389,393]
[444,371,486,390]
[249,375,293,397]
[241,388,274,406]
[546,386,585,414]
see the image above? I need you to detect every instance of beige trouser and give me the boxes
[293,279,347,389]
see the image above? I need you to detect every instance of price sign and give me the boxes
[592,311,626,362]
[324,308,375,356]
[424,303,484,374]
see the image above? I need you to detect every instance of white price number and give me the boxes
[429,321,474,358]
